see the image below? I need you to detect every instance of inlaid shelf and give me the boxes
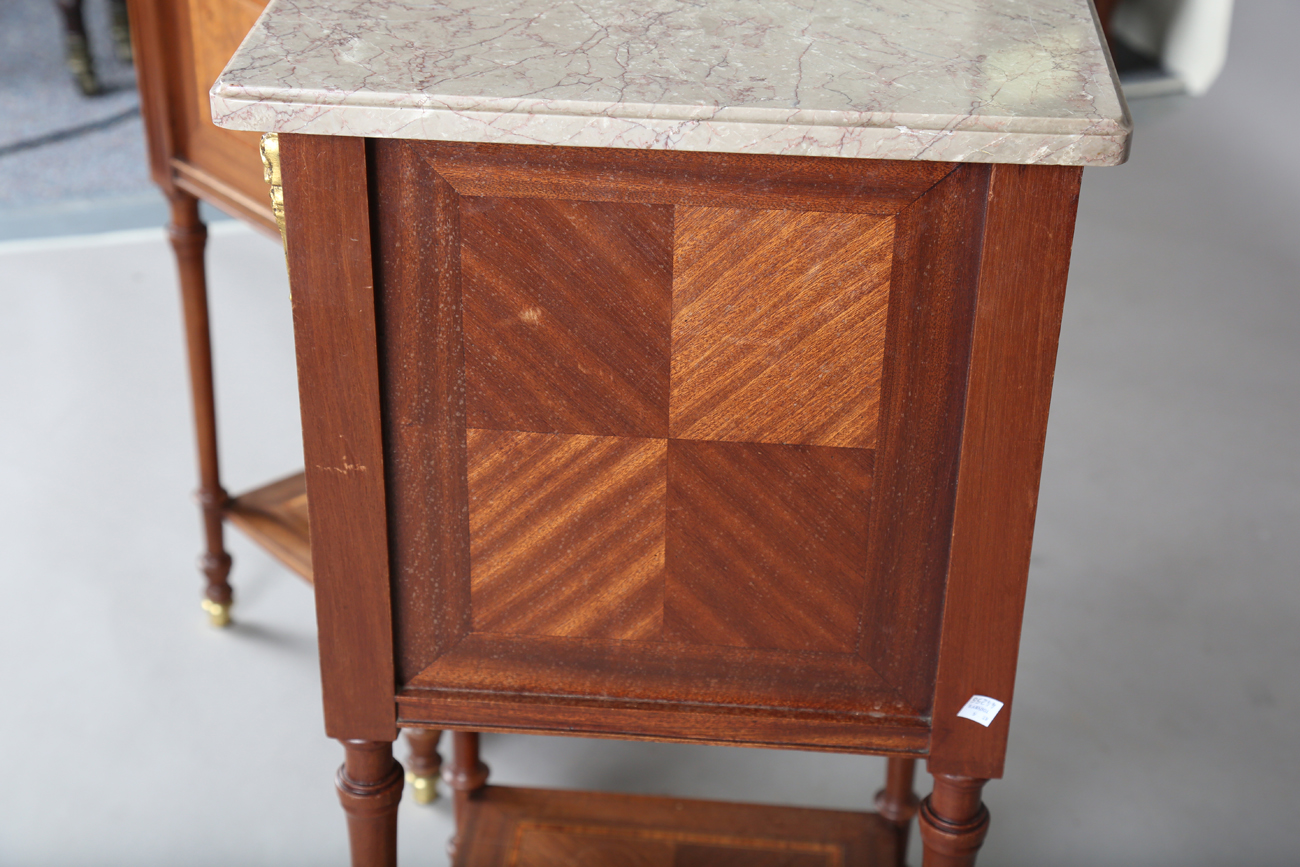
[457,786,898,867]
[225,471,312,583]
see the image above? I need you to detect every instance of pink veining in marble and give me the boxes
[212,0,1130,165]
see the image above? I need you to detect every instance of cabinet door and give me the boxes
[366,141,983,753]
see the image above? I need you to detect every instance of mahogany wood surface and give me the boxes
[281,133,396,743]
[125,0,177,192]
[373,142,995,748]
[928,165,1083,780]
[445,732,491,860]
[670,207,892,449]
[918,774,990,867]
[397,689,929,756]
[129,0,289,622]
[370,139,472,686]
[454,786,898,867]
[875,758,919,867]
[421,142,952,215]
[858,164,990,712]
[128,0,276,231]
[467,430,667,641]
[336,740,404,867]
[664,440,874,653]
[225,471,312,581]
[404,728,443,780]
[177,0,270,207]
[461,196,673,439]
[167,190,232,610]
[281,135,1088,865]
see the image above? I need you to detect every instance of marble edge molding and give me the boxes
[211,91,1130,166]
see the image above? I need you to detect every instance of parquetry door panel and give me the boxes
[374,142,985,733]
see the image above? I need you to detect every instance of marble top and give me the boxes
[211,0,1130,165]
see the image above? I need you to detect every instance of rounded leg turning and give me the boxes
[442,732,489,861]
[918,773,989,867]
[168,192,234,627]
[875,757,920,867]
[404,728,443,805]
[337,740,404,867]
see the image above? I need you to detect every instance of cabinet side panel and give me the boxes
[928,164,1083,779]
[282,134,396,741]
[373,139,473,685]
[859,164,991,712]
[175,0,275,213]
[389,142,995,740]
[423,142,952,213]
[125,0,178,189]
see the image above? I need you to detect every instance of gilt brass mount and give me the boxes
[259,133,287,247]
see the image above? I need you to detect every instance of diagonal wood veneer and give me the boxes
[670,207,893,449]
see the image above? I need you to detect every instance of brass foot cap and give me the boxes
[201,598,232,628]
[406,771,438,805]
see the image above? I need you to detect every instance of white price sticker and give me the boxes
[956,695,1004,727]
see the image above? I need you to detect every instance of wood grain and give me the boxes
[664,440,873,653]
[124,0,179,191]
[462,196,672,438]
[335,740,404,867]
[670,208,893,449]
[419,142,952,215]
[409,632,899,717]
[372,138,473,685]
[225,470,311,581]
[128,0,277,229]
[166,192,233,610]
[675,845,832,867]
[468,430,666,641]
[857,164,992,712]
[514,827,672,867]
[927,164,1083,780]
[374,143,985,737]
[282,133,396,742]
[918,774,990,867]
[455,786,896,867]
[176,0,271,210]
[398,689,929,756]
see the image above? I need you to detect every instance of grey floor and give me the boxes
[1,3,1298,866]
[0,0,230,238]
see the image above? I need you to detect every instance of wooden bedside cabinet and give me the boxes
[212,0,1131,864]
[129,0,448,800]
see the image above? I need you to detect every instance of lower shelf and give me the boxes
[455,786,899,867]
[225,471,312,582]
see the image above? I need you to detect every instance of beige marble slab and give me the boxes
[212,0,1130,165]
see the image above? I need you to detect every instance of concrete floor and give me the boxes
[0,0,147,205]
[1,3,1297,865]
[0,0,233,240]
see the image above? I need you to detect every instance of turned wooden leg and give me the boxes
[336,740,404,867]
[918,773,990,867]
[404,728,443,805]
[875,758,920,867]
[168,192,233,627]
[108,0,132,62]
[442,732,489,860]
[54,0,99,95]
